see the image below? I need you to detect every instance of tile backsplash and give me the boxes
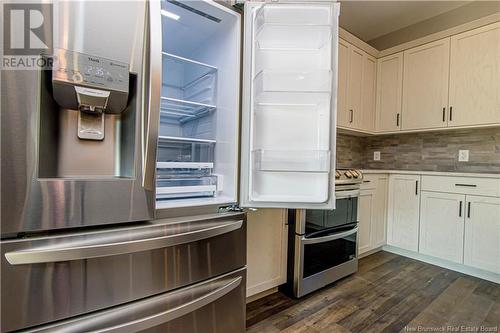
[337,128,500,173]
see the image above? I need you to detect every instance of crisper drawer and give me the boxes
[421,175,500,197]
[22,268,246,333]
[1,213,246,333]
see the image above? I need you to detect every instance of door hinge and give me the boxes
[218,204,244,213]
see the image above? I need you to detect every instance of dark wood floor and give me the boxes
[246,251,500,333]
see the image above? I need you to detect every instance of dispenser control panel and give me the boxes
[52,48,129,93]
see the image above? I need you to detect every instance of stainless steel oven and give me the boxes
[285,169,362,298]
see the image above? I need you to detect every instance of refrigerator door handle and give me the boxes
[23,274,242,333]
[5,219,243,265]
[141,0,161,191]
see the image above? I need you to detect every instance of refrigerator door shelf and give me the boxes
[255,3,335,26]
[255,24,332,50]
[252,150,331,173]
[254,70,332,93]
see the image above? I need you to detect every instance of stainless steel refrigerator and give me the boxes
[1,0,339,332]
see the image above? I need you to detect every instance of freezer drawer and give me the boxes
[1,213,245,332]
[21,268,246,333]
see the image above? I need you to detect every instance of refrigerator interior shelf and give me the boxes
[156,176,218,200]
[252,149,331,172]
[255,24,332,50]
[162,52,218,106]
[160,97,216,124]
[158,136,216,144]
[157,162,214,170]
[162,52,217,86]
[254,70,332,93]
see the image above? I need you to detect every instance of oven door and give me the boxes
[294,225,358,298]
[304,196,359,235]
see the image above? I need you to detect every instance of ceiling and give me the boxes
[339,1,500,49]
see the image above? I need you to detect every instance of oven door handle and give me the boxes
[335,189,360,199]
[301,227,358,245]
[5,219,243,265]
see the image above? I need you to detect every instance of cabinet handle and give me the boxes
[415,180,418,195]
[449,106,453,121]
[459,201,462,217]
[396,113,400,127]
[467,202,471,218]
[349,109,353,123]
[455,184,477,188]
[442,107,446,122]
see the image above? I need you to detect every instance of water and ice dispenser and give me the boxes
[39,49,136,178]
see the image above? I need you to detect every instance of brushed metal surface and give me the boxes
[21,268,246,333]
[1,1,156,235]
[1,213,246,332]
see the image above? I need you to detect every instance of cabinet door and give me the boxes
[402,38,450,130]
[360,54,377,132]
[337,39,350,128]
[241,2,339,209]
[387,174,420,251]
[376,53,403,132]
[464,196,500,274]
[358,189,375,255]
[347,46,364,128]
[419,191,465,263]
[372,176,388,248]
[449,22,500,127]
[246,209,288,297]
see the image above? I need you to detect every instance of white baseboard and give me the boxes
[383,245,500,284]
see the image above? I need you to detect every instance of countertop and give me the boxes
[361,169,500,179]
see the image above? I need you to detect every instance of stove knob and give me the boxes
[351,170,359,178]
[335,170,341,179]
[344,170,353,178]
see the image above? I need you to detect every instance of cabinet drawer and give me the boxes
[360,174,379,190]
[421,175,500,197]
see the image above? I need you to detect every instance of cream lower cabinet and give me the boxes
[419,191,465,263]
[464,196,500,274]
[246,209,288,298]
[387,174,421,252]
[358,174,388,255]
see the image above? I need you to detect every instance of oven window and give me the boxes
[305,197,358,235]
[303,229,357,278]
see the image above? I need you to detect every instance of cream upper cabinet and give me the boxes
[376,52,403,132]
[337,39,350,128]
[449,22,500,127]
[419,191,465,264]
[360,55,377,132]
[337,39,377,132]
[402,38,451,130]
[347,46,364,128]
[464,195,500,274]
[387,174,420,252]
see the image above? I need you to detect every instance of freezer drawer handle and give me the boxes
[5,219,243,265]
[301,227,358,245]
[23,275,242,333]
